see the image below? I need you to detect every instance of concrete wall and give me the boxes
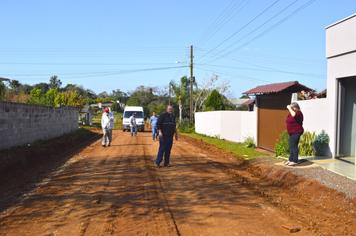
[326,14,356,157]
[0,102,78,150]
[296,99,332,135]
[195,111,257,143]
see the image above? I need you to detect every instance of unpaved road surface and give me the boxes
[0,131,354,235]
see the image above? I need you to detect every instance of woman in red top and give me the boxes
[285,102,304,166]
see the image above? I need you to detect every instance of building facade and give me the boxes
[326,14,356,164]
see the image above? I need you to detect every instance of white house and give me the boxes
[326,13,356,164]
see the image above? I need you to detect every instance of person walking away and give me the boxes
[285,102,304,166]
[155,105,178,167]
[129,113,137,136]
[107,109,114,146]
[150,112,159,141]
[101,107,111,147]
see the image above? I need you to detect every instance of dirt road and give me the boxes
[0,130,354,235]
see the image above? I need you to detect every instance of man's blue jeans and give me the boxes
[130,126,137,136]
[155,136,173,166]
[289,133,301,163]
[152,126,158,140]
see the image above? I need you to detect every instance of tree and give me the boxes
[33,82,50,93]
[9,80,21,91]
[28,88,43,104]
[0,81,6,101]
[44,88,58,107]
[204,89,234,111]
[49,75,62,89]
[170,76,189,123]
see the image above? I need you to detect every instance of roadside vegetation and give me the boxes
[181,132,267,160]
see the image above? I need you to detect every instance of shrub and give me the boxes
[178,120,195,133]
[275,131,289,157]
[243,136,256,148]
[299,131,316,156]
[314,130,330,156]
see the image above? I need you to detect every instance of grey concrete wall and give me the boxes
[0,102,78,150]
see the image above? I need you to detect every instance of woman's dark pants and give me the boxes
[289,133,301,163]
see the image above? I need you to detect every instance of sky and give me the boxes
[1,0,355,97]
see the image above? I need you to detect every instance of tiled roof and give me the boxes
[243,81,313,95]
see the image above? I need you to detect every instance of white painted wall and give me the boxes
[326,14,356,157]
[195,111,257,143]
[296,99,332,135]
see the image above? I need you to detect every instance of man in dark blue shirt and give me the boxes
[155,105,178,167]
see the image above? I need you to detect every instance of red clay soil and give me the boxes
[0,130,355,236]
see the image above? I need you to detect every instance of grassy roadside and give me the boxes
[181,132,269,160]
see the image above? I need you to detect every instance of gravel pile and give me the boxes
[289,164,356,199]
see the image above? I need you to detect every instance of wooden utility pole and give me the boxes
[189,45,194,123]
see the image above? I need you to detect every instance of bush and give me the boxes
[243,136,256,148]
[275,131,290,157]
[299,131,316,156]
[178,120,195,133]
[314,130,330,156]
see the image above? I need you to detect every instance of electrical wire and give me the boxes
[204,0,301,62]
[211,0,318,61]
[199,0,281,61]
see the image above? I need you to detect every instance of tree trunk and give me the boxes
[179,100,183,123]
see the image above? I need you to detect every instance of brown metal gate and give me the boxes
[257,94,291,151]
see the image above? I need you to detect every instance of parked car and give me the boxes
[122,106,145,132]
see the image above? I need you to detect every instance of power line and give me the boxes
[3,65,189,78]
[195,66,271,83]
[199,0,281,61]
[196,62,325,79]
[196,0,249,46]
[211,0,318,61]
[205,0,301,62]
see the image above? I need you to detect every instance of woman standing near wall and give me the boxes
[285,102,304,166]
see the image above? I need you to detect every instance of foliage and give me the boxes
[178,119,195,133]
[49,75,62,89]
[275,131,290,157]
[314,130,330,156]
[243,136,256,148]
[299,131,316,156]
[28,88,43,105]
[204,89,234,111]
[0,81,6,101]
[170,76,190,122]
[184,132,267,159]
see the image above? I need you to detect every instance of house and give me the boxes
[79,104,93,126]
[326,13,356,164]
[244,81,313,151]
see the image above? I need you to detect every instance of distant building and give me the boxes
[79,104,93,126]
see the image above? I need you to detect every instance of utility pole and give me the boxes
[189,45,194,123]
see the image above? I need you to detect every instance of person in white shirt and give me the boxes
[129,113,137,136]
[101,107,112,147]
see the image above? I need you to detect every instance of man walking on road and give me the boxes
[150,111,159,141]
[101,107,112,147]
[155,105,178,167]
[129,113,137,136]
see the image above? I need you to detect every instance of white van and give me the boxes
[122,106,145,132]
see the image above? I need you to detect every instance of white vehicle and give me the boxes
[122,106,145,132]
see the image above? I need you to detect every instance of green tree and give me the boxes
[28,88,43,104]
[204,89,234,111]
[49,75,62,89]
[170,76,189,123]
[0,81,6,101]
[44,88,58,107]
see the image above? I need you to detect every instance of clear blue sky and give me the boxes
[1,0,355,97]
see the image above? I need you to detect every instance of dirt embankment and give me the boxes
[181,134,356,236]
[0,128,101,212]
